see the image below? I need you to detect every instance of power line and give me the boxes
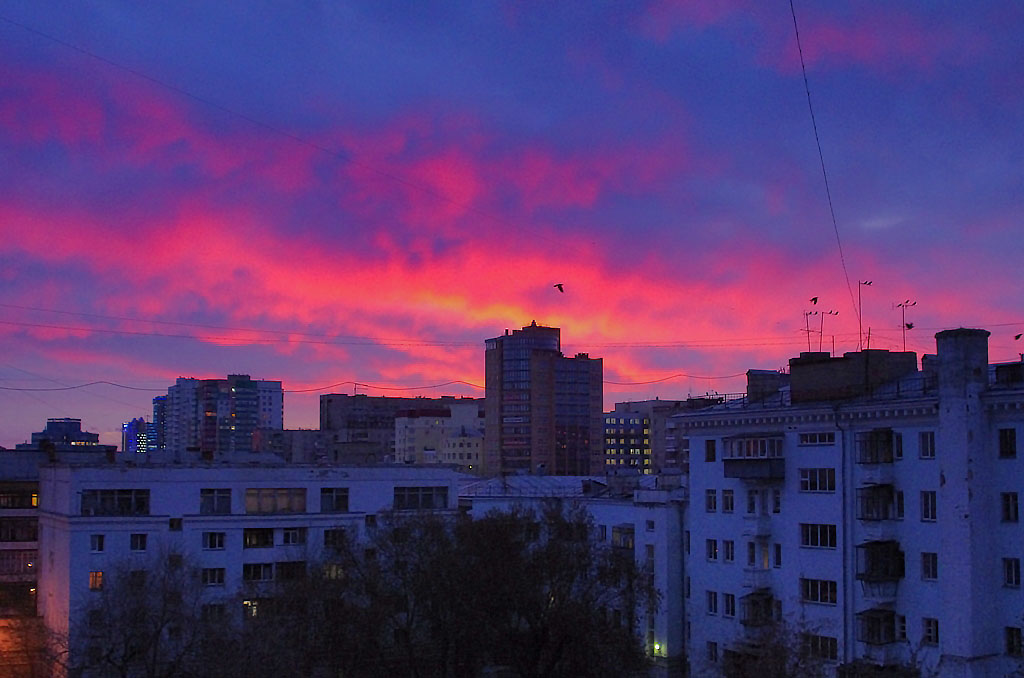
[788,0,859,323]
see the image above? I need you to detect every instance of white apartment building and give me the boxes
[36,463,465,652]
[681,329,1024,678]
[461,473,687,677]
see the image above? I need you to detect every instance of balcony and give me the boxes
[856,429,901,464]
[740,589,776,627]
[742,514,772,538]
[723,434,785,481]
[611,524,635,551]
[856,608,898,646]
[856,540,904,600]
[742,567,772,590]
[857,485,897,521]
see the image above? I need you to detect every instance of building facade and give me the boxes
[36,463,465,660]
[484,322,603,476]
[681,329,1024,678]
[320,394,483,464]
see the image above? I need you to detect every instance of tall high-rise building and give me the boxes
[121,417,154,455]
[155,375,283,460]
[151,395,167,452]
[484,322,603,476]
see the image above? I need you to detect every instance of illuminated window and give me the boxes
[89,571,103,590]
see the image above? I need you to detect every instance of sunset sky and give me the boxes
[1,1,1022,448]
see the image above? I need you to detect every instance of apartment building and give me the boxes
[157,375,284,460]
[484,322,604,476]
[36,463,465,656]
[681,329,1024,678]
[461,473,687,677]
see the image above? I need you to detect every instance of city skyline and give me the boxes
[1,2,1022,447]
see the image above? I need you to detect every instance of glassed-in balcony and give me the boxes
[740,589,776,627]
[855,428,902,464]
[856,485,897,521]
[856,540,903,599]
[856,608,897,646]
[723,435,784,481]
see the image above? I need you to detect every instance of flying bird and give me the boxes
[905,323,914,330]
[553,284,564,293]
[1015,334,1022,341]
[809,297,818,305]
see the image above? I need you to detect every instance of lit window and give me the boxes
[89,571,103,591]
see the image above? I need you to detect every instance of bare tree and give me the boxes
[69,550,223,678]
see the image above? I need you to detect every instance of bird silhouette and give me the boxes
[905,323,914,330]
[1016,334,1022,341]
[810,297,818,304]
[553,284,564,293]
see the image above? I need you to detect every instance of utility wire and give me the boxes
[788,0,859,323]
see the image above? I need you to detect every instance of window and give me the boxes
[245,488,306,514]
[684,531,690,555]
[685,576,690,599]
[645,520,655,531]
[202,532,225,550]
[706,539,718,561]
[707,641,718,662]
[201,568,225,587]
[724,540,735,562]
[799,468,836,492]
[747,489,758,514]
[282,527,306,545]
[800,578,837,605]
[1003,493,1020,522]
[130,533,147,552]
[201,604,226,621]
[772,489,781,513]
[897,615,907,640]
[747,541,756,567]
[365,514,377,528]
[799,432,835,446]
[1007,627,1024,657]
[168,554,183,570]
[242,563,273,582]
[80,489,149,516]
[921,552,938,580]
[1004,558,1021,587]
[324,528,346,548]
[705,489,717,512]
[90,534,104,553]
[705,440,716,462]
[800,523,837,549]
[706,591,718,614]
[896,490,905,519]
[920,491,937,522]
[922,618,939,645]
[199,489,231,515]
[724,593,736,617]
[321,488,349,513]
[773,543,782,568]
[243,528,274,548]
[919,431,936,459]
[1000,428,1017,459]
[168,518,182,531]
[802,634,838,661]
[89,571,103,590]
[722,490,734,513]
[393,486,448,510]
